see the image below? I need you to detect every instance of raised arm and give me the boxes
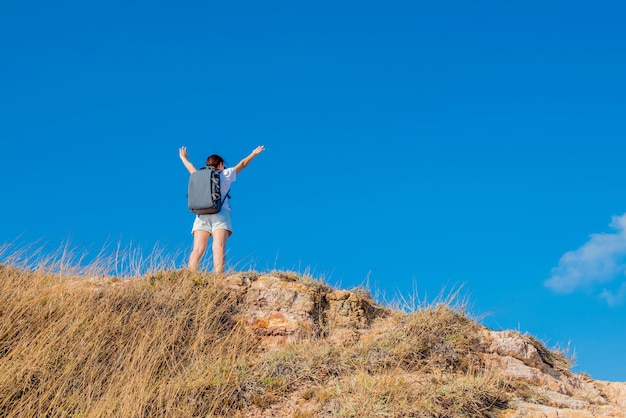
[179,146,198,174]
[234,145,265,174]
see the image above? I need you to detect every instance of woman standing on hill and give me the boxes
[179,145,265,273]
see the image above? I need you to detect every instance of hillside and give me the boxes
[1,265,625,417]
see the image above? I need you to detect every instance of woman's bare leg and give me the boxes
[189,230,211,271]
[211,229,230,273]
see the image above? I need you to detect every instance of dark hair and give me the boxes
[206,154,224,169]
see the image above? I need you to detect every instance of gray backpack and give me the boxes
[187,166,229,215]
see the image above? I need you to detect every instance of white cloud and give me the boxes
[600,283,626,307]
[545,214,626,296]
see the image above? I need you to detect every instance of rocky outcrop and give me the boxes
[479,329,626,417]
[224,271,385,346]
[222,271,626,417]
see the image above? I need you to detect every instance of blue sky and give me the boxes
[1,0,625,381]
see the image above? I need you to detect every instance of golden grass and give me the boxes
[0,267,256,417]
[0,247,571,417]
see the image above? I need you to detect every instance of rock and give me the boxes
[595,381,626,409]
[477,328,626,417]
[479,330,546,370]
[240,274,323,340]
[225,272,386,347]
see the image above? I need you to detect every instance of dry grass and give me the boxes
[0,247,571,417]
[0,267,257,417]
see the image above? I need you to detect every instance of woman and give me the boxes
[179,145,265,272]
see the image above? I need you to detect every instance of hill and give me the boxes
[1,265,625,417]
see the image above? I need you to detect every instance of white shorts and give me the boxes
[191,210,233,235]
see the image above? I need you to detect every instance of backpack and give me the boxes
[187,166,230,215]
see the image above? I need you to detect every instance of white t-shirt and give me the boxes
[219,167,237,211]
